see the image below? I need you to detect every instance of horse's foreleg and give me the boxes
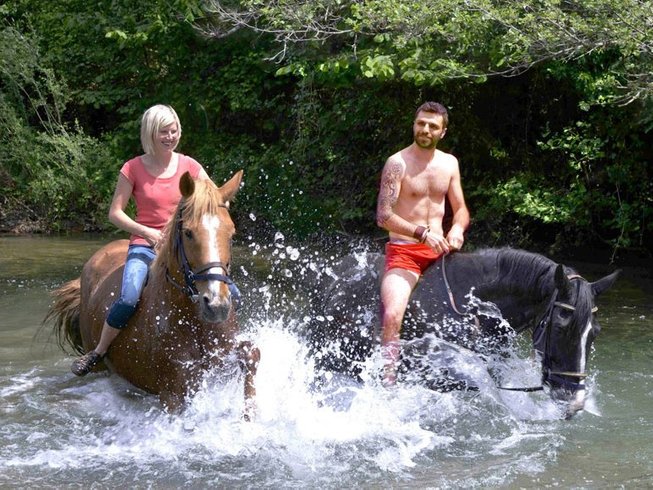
[237,340,260,421]
[159,367,202,414]
[160,390,186,413]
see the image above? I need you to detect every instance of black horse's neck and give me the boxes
[445,249,562,333]
[493,249,558,297]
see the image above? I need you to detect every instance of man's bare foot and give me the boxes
[382,363,397,387]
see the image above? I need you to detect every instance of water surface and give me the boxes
[1,235,651,488]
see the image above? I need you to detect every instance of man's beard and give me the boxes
[414,133,438,149]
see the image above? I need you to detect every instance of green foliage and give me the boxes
[0,25,114,230]
[1,1,651,257]
[203,0,648,97]
[23,129,116,229]
[494,177,575,224]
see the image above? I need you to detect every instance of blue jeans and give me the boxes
[106,245,155,329]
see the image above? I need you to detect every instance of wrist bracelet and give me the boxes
[413,225,429,243]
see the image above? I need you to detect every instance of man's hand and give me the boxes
[446,232,464,252]
[424,232,450,254]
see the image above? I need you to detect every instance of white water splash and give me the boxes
[23,325,562,481]
[0,236,589,487]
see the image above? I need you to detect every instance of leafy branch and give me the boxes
[198,0,653,103]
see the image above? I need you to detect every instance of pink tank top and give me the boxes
[120,154,203,245]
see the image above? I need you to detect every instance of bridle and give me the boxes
[441,256,597,393]
[165,205,234,303]
[500,275,598,392]
[529,274,598,392]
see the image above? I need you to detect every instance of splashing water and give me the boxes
[1,319,566,487]
[0,235,593,487]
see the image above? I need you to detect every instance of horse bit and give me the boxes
[165,205,234,303]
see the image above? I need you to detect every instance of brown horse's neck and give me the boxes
[147,254,194,322]
[151,231,187,296]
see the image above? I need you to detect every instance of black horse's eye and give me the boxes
[184,229,194,240]
[555,308,574,327]
[557,307,573,319]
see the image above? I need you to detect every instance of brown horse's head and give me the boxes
[161,170,243,323]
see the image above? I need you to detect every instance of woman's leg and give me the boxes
[71,245,155,376]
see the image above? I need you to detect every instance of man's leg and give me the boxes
[380,267,419,386]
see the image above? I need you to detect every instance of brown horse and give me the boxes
[46,171,260,417]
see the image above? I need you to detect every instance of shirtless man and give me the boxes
[376,101,470,385]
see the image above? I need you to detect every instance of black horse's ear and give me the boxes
[554,264,572,296]
[592,269,621,296]
[179,171,195,198]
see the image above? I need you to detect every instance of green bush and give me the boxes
[0,25,114,231]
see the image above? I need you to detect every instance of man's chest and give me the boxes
[402,167,450,198]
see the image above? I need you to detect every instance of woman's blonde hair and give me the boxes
[140,104,182,155]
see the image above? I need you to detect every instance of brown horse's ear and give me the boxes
[219,170,243,205]
[179,171,195,198]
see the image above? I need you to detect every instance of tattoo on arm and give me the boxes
[377,161,402,225]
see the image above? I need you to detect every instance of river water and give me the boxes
[1,234,651,488]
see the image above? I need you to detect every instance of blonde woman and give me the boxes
[72,105,215,375]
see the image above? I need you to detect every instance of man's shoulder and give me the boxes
[390,145,422,166]
[383,150,408,172]
[387,148,408,164]
[435,149,459,166]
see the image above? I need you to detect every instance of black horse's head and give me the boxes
[534,265,620,418]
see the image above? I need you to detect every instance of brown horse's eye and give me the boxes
[184,229,194,240]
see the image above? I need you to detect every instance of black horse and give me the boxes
[307,248,620,418]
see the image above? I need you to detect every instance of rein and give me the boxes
[165,205,233,303]
[441,254,465,316]
[442,255,480,330]
[533,282,598,392]
[440,255,596,393]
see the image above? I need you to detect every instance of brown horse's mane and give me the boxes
[151,178,228,282]
[179,178,226,227]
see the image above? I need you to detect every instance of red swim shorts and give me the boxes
[384,242,443,275]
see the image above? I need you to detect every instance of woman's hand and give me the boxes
[143,228,163,248]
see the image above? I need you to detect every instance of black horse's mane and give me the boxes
[481,247,595,333]
[473,248,556,296]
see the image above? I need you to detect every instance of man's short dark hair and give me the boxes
[415,102,448,128]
